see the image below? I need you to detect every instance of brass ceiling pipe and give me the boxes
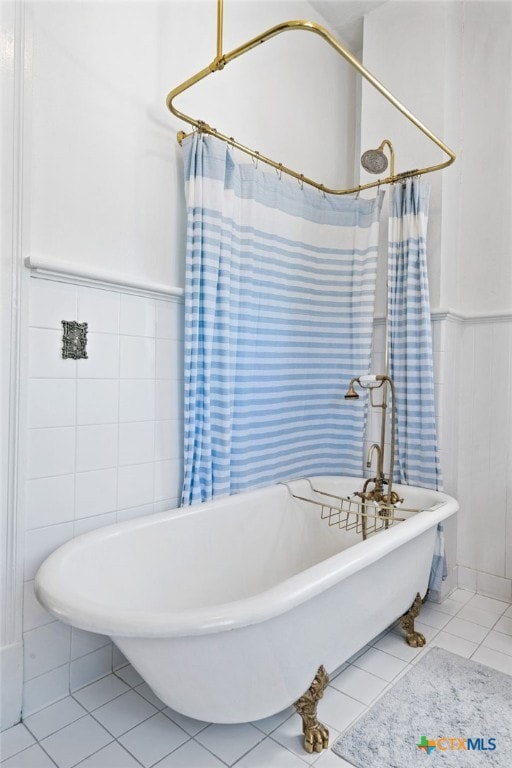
[216,0,224,64]
[166,1,456,196]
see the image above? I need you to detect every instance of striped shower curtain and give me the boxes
[181,134,383,504]
[388,177,442,491]
[388,178,445,597]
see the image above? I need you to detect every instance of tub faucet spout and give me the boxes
[366,443,383,479]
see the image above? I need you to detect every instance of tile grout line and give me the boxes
[113,729,193,768]
[23,708,89,744]
[1,739,60,768]
[69,674,132,713]
[113,294,122,529]
[70,737,145,768]
[467,615,512,663]
[77,687,195,764]
[32,737,62,768]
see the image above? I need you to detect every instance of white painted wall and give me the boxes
[456,1,512,316]
[26,0,357,289]
[360,0,461,315]
[360,0,511,317]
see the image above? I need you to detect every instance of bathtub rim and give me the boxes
[35,476,458,638]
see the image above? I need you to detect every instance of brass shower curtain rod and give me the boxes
[166,0,455,196]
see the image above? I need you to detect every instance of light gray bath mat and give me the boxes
[332,647,511,767]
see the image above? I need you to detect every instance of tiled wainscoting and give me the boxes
[22,275,184,716]
[455,316,512,602]
[3,591,512,768]
[365,311,512,604]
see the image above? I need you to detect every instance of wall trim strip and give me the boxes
[374,307,512,325]
[0,643,23,729]
[25,254,184,302]
[1,0,26,730]
[23,259,512,324]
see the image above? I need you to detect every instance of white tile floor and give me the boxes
[2,590,512,768]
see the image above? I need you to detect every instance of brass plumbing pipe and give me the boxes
[378,139,395,178]
[375,135,392,432]
[216,0,223,63]
[345,374,397,506]
[367,442,384,482]
[166,2,456,196]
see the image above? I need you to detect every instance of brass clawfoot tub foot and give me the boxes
[293,665,330,753]
[400,592,427,647]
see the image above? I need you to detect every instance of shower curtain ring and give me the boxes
[252,151,260,168]
[298,174,304,190]
[276,163,283,180]
[319,184,326,198]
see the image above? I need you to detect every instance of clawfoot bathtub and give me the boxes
[36,476,457,747]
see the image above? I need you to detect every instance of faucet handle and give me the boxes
[383,490,403,505]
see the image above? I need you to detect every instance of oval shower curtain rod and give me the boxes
[166,0,455,195]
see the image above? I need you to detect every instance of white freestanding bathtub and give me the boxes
[35,476,458,725]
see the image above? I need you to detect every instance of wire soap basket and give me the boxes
[283,479,420,540]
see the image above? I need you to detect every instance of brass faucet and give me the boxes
[366,443,383,479]
[344,374,402,508]
[355,476,402,507]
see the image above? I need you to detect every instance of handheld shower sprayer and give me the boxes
[344,374,382,399]
[344,381,360,400]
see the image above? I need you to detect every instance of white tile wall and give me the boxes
[455,317,512,602]
[23,666,71,718]
[22,276,184,716]
[76,425,118,473]
[23,623,72,682]
[27,379,76,428]
[76,379,119,425]
[27,427,76,479]
[74,469,117,519]
[118,421,155,465]
[26,475,75,529]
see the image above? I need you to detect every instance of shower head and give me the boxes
[344,380,360,400]
[360,148,388,175]
[361,140,395,177]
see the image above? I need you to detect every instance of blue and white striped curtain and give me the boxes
[181,134,384,504]
[387,177,442,490]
